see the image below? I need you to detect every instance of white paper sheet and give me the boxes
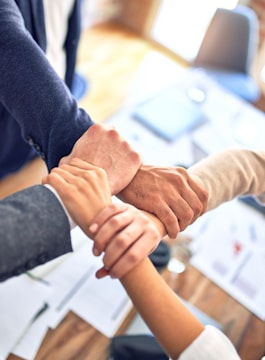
[189,200,265,319]
[71,273,132,337]
[0,275,51,359]
[13,315,49,360]
[41,228,132,337]
[2,228,133,359]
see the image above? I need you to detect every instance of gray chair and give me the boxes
[193,5,260,103]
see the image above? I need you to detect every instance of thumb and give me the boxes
[59,155,70,166]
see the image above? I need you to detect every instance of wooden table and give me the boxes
[21,310,134,360]
[7,265,265,360]
[3,22,265,360]
[162,265,265,360]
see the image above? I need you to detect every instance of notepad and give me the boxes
[132,86,204,141]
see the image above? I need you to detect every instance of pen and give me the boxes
[25,272,50,286]
[31,302,49,323]
[11,302,50,352]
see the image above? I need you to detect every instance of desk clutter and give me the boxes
[0,228,132,360]
[106,57,265,168]
[0,227,170,360]
[105,56,265,319]
[1,52,265,359]
[186,199,265,320]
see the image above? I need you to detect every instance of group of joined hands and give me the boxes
[43,123,208,280]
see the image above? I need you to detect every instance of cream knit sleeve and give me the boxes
[188,148,265,211]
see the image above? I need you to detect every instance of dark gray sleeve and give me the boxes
[0,0,93,170]
[0,185,73,282]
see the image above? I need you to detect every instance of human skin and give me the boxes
[89,201,204,359]
[44,159,204,359]
[92,147,265,279]
[117,165,208,238]
[43,158,112,237]
[0,1,207,239]
[61,124,208,239]
[89,202,162,278]
[44,159,161,277]
[120,256,204,360]
[59,123,142,196]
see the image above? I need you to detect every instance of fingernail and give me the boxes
[93,247,101,256]
[89,223,98,233]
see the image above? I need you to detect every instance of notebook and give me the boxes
[132,86,205,141]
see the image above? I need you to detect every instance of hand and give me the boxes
[42,158,112,236]
[89,202,161,279]
[59,123,142,195]
[117,165,208,238]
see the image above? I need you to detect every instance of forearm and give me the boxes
[118,149,265,358]
[0,185,72,281]
[0,0,93,170]
[188,148,265,211]
[120,209,241,359]
[120,257,204,360]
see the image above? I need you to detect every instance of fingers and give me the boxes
[43,160,112,236]
[44,159,104,184]
[89,203,129,254]
[90,203,161,279]
[169,168,208,231]
[95,267,109,279]
[42,170,70,195]
[46,161,110,198]
[58,158,106,177]
[42,169,85,218]
[150,202,180,239]
[63,158,100,171]
[101,221,150,269]
[59,124,142,195]
[44,167,90,195]
[117,165,208,239]
[186,175,209,216]
[90,202,128,232]
[97,222,160,279]
[150,167,208,235]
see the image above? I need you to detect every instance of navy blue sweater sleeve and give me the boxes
[0,0,94,170]
[0,185,72,282]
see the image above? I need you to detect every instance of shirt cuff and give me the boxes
[255,194,265,206]
[44,184,76,230]
[178,325,240,360]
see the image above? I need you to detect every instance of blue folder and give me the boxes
[132,86,205,141]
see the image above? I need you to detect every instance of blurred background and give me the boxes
[80,0,265,99]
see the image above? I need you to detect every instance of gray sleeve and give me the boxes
[0,185,72,282]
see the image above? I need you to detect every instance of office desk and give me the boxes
[6,265,265,360]
[6,311,134,360]
[3,22,265,360]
